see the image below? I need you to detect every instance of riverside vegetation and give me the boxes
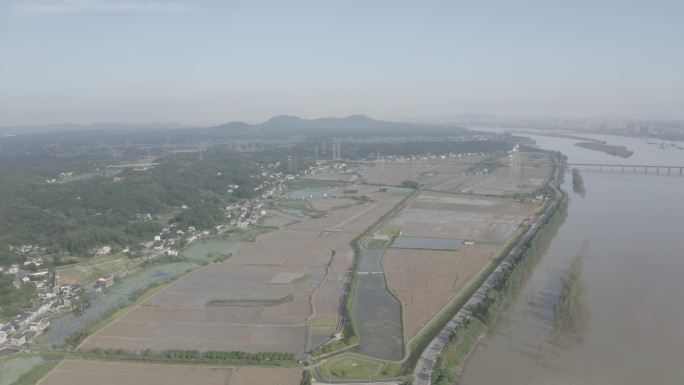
[572,169,585,197]
[430,193,568,385]
[554,256,587,337]
[574,141,633,158]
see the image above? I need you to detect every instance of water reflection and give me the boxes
[459,131,684,385]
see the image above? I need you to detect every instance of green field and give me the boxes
[319,353,387,381]
[56,256,134,285]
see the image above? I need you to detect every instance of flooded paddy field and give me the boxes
[390,236,464,251]
[81,189,405,356]
[39,360,301,385]
[381,174,547,341]
[387,207,531,241]
[352,249,404,360]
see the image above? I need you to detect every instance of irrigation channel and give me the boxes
[459,129,684,385]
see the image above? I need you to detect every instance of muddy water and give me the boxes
[459,132,684,385]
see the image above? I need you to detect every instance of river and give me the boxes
[459,130,684,385]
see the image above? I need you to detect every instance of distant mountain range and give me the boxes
[0,115,465,139]
[208,114,443,138]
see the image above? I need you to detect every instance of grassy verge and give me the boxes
[318,353,389,382]
[9,361,59,385]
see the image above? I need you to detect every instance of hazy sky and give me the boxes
[1,0,682,125]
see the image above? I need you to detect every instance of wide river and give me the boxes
[459,129,684,385]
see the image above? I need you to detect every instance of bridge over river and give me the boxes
[568,163,684,175]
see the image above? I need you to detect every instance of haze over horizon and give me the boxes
[1,0,683,126]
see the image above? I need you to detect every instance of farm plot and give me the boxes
[56,256,132,286]
[81,190,405,356]
[387,207,524,240]
[39,360,301,385]
[308,197,358,211]
[429,153,551,196]
[383,190,540,338]
[80,263,318,354]
[356,163,461,187]
[384,246,497,338]
[390,236,464,251]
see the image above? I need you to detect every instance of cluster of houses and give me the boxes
[0,268,63,350]
[45,171,75,184]
[0,164,304,352]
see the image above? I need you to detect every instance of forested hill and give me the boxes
[0,149,307,264]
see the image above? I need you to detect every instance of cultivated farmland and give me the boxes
[80,188,406,356]
[383,190,543,339]
[39,360,301,385]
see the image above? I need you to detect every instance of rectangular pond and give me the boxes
[390,236,464,251]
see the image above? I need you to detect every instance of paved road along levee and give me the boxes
[412,153,563,385]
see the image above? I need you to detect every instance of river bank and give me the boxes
[411,152,565,385]
[459,129,684,385]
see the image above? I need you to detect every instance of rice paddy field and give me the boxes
[28,156,552,385]
[38,360,301,385]
[80,188,406,357]
[382,189,543,339]
[40,262,198,347]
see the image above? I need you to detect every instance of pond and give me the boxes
[352,249,403,361]
[287,186,336,199]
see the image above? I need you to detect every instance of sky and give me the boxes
[0,0,683,126]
